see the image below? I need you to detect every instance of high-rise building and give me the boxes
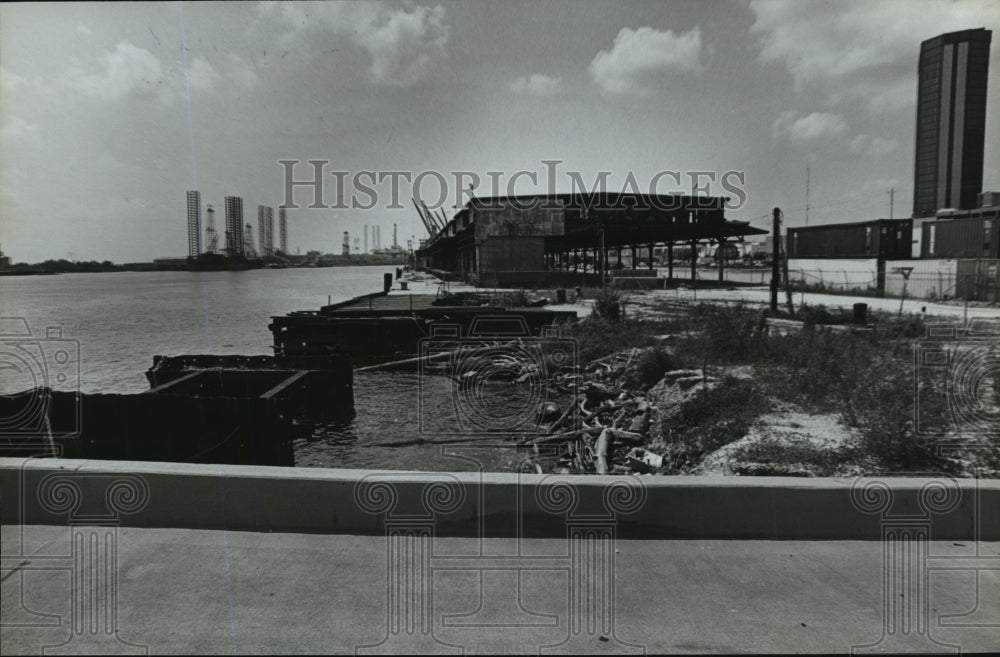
[225,196,245,257]
[913,28,992,217]
[278,207,288,254]
[257,205,274,257]
[186,190,202,258]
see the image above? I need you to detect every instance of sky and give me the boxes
[1,0,999,263]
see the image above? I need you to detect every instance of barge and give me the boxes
[1,354,353,466]
[269,290,578,363]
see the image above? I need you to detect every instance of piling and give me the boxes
[383,273,393,293]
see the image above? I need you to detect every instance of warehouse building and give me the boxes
[415,193,766,287]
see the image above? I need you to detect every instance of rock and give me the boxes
[662,369,704,384]
[676,375,715,391]
[537,401,561,422]
[628,412,649,434]
[626,447,663,473]
[584,382,623,403]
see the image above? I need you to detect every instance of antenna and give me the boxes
[890,187,894,219]
[805,160,810,226]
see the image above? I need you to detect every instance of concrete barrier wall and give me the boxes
[884,259,959,298]
[787,258,878,288]
[1,458,996,539]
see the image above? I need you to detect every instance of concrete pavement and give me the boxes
[3,525,1000,654]
[3,458,1000,654]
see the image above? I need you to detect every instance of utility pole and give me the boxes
[599,226,606,290]
[889,187,894,220]
[770,207,781,312]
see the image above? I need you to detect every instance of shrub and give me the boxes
[659,376,769,472]
[625,347,685,390]
[592,288,624,321]
[560,317,661,363]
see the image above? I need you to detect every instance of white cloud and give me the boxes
[749,0,1000,111]
[75,24,93,36]
[66,41,166,102]
[589,26,705,95]
[258,1,450,86]
[225,55,260,90]
[0,66,28,93]
[772,110,848,142]
[510,73,561,97]
[0,116,39,142]
[850,134,899,157]
[187,57,222,93]
[366,4,448,86]
[57,43,260,104]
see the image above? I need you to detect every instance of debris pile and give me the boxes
[517,347,725,475]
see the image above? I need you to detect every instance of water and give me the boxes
[0,267,538,471]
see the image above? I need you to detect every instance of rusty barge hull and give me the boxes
[269,292,577,363]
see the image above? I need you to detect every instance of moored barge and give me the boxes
[269,291,578,363]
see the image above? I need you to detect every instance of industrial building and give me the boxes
[279,208,288,255]
[787,219,913,260]
[922,206,1000,259]
[258,206,275,257]
[913,28,992,217]
[415,193,765,287]
[186,190,202,258]
[224,196,245,258]
[786,198,1000,301]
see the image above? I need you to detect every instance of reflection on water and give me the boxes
[1,269,571,472]
[294,372,563,472]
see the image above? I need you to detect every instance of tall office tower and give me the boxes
[375,225,381,250]
[257,205,274,257]
[186,190,202,257]
[278,208,288,254]
[342,231,351,256]
[364,225,369,254]
[225,196,245,257]
[913,28,992,217]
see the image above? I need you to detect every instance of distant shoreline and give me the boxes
[0,259,410,276]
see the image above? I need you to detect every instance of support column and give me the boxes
[667,242,674,281]
[630,245,637,270]
[690,240,697,281]
[647,243,654,270]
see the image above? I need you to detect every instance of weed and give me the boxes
[592,288,624,320]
